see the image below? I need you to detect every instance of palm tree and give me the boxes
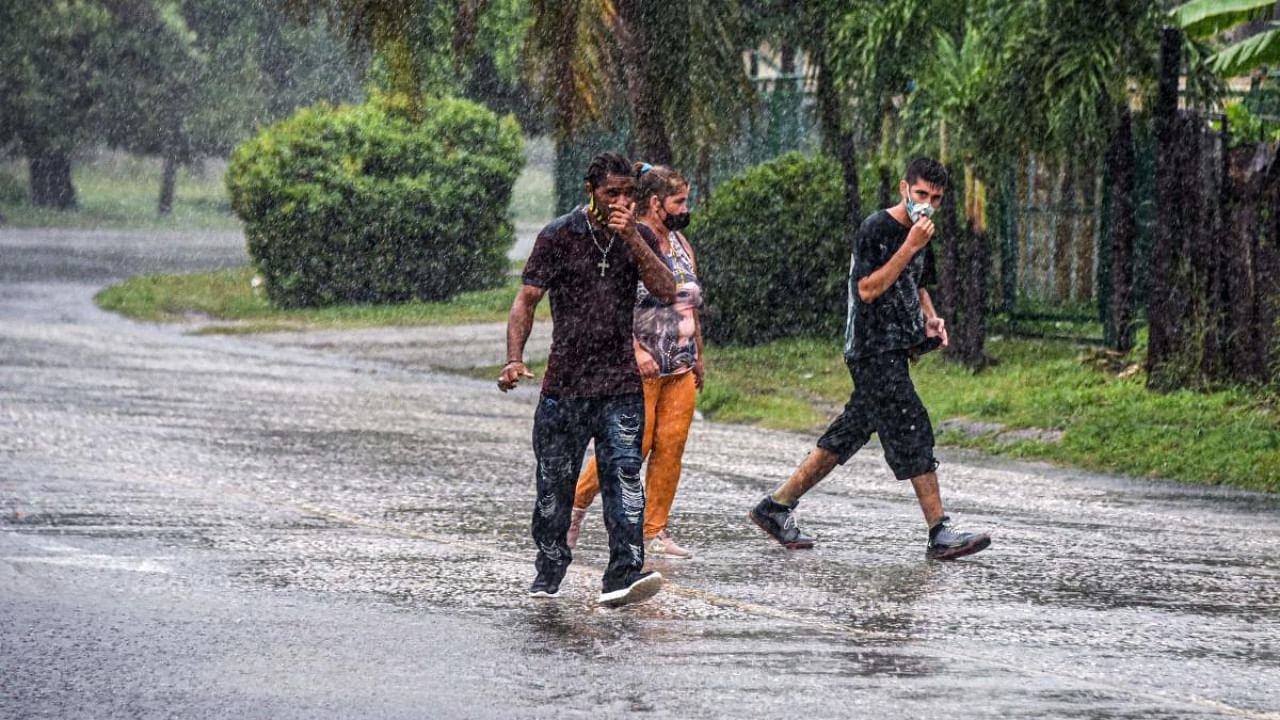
[525,1,753,202]
[1174,0,1280,76]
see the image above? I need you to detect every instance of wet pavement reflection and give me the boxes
[1,228,1278,719]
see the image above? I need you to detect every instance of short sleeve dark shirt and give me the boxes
[843,210,937,360]
[522,208,660,398]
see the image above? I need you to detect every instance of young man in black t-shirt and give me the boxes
[499,152,677,604]
[749,157,991,560]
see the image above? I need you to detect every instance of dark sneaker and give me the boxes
[598,570,663,607]
[926,516,991,560]
[529,570,565,598]
[749,495,816,549]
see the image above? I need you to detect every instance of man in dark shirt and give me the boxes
[749,157,991,560]
[499,152,677,605]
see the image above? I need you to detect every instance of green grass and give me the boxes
[710,337,1279,492]
[96,267,547,333]
[0,152,240,231]
[477,336,1280,493]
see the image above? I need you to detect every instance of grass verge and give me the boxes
[473,336,1279,493]
[96,267,546,332]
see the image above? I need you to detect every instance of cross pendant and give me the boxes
[597,258,609,276]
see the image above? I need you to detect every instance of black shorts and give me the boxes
[816,350,938,480]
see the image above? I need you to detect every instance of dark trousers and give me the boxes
[817,350,938,480]
[532,392,645,589]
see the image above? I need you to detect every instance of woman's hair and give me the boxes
[584,152,633,188]
[632,162,688,216]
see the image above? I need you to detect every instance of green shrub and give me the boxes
[226,93,523,307]
[691,152,848,345]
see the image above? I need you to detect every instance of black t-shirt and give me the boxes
[844,210,937,360]
[521,209,661,398]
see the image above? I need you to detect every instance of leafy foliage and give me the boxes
[1174,0,1275,37]
[226,94,523,308]
[0,2,115,155]
[1174,0,1279,77]
[691,152,848,345]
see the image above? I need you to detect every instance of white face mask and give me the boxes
[905,195,935,222]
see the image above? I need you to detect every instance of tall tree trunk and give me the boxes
[1261,167,1280,385]
[29,149,77,209]
[615,0,672,165]
[813,47,860,254]
[1106,108,1138,352]
[950,165,992,369]
[1053,162,1076,302]
[1223,142,1274,383]
[1147,27,1184,388]
[158,155,177,216]
[550,2,579,214]
[1075,167,1098,301]
[878,165,892,208]
[158,111,182,216]
[1191,123,1224,382]
[938,166,960,329]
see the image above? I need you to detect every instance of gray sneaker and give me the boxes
[926,516,991,560]
[749,495,816,549]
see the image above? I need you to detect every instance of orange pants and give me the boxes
[574,371,697,538]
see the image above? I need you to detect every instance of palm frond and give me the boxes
[1172,0,1276,40]
[1212,24,1280,75]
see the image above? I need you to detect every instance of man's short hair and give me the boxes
[585,152,633,188]
[905,157,949,188]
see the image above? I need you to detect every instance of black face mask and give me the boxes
[664,210,691,231]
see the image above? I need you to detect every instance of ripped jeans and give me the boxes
[532,392,645,589]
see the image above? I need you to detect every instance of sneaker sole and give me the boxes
[598,572,663,607]
[528,589,561,599]
[927,534,991,560]
[748,511,815,550]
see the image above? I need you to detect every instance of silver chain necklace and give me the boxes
[584,209,616,277]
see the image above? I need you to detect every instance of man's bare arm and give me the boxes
[608,202,676,303]
[627,232,677,303]
[498,284,544,392]
[857,217,935,304]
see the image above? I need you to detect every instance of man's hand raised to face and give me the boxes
[607,200,639,241]
[906,216,936,251]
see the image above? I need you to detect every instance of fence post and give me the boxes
[1001,166,1018,318]
[1105,108,1138,352]
[1147,26,1184,387]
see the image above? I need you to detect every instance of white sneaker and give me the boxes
[646,530,693,559]
[598,571,663,607]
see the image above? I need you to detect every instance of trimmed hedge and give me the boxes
[226,93,523,307]
[692,152,848,345]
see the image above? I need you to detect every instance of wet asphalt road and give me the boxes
[1,228,1279,720]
